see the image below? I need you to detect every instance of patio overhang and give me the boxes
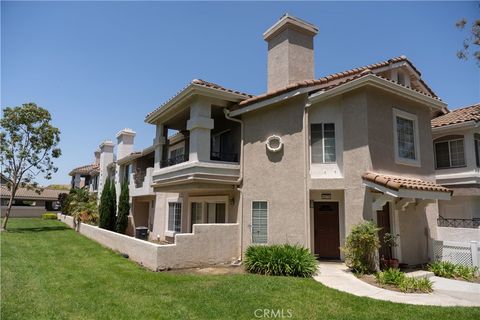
[362,172,453,211]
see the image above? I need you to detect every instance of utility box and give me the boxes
[135,227,148,240]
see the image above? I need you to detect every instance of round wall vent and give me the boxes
[266,135,283,153]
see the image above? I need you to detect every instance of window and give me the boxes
[393,109,420,166]
[167,202,182,232]
[191,202,203,230]
[434,137,466,169]
[169,147,184,160]
[475,134,480,167]
[252,201,268,244]
[124,164,131,183]
[311,123,336,163]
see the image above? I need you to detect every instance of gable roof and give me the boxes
[233,56,439,109]
[431,103,480,128]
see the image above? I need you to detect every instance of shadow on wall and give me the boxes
[267,147,284,162]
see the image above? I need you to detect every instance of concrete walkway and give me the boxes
[313,262,480,307]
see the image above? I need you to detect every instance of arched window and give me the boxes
[434,135,466,169]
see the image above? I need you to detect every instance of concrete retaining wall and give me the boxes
[57,214,240,271]
[437,227,480,242]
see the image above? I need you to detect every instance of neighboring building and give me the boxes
[1,174,64,217]
[431,103,480,227]
[71,14,460,266]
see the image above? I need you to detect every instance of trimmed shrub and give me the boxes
[99,179,111,229]
[42,213,58,220]
[244,244,317,277]
[398,277,433,293]
[107,181,117,231]
[428,261,478,281]
[375,268,405,286]
[115,181,130,234]
[341,221,380,274]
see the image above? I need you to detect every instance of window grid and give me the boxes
[311,123,336,164]
[396,116,416,160]
[252,201,268,244]
[168,202,182,232]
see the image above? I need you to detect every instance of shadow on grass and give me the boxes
[5,226,71,233]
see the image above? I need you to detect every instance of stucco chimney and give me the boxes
[264,14,319,92]
[94,149,101,165]
[116,128,136,160]
[98,140,114,196]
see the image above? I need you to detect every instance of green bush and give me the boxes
[341,221,380,274]
[375,268,405,286]
[42,213,58,220]
[115,181,130,234]
[244,244,317,277]
[428,261,478,281]
[398,277,433,293]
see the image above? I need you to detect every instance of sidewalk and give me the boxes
[313,262,480,307]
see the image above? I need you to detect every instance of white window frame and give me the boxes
[251,200,268,244]
[310,123,337,164]
[165,197,182,237]
[393,108,421,167]
[434,138,466,169]
[187,195,229,233]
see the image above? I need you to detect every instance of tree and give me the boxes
[108,181,117,231]
[456,17,480,65]
[98,178,111,229]
[0,103,61,230]
[115,181,130,234]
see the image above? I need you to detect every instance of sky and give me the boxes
[2,1,479,185]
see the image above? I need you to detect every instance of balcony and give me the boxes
[129,167,155,197]
[160,153,189,168]
[437,216,480,229]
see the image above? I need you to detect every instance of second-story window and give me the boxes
[311,123,336,163]
[124,164,131,183]
[434,136,466,169]
[475,134,480,167]
[393,108,420,165]
[169,147,184,160]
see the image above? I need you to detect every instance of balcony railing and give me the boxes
[210,152,238,163]
[437,216,480,228]
[160,154,189,168]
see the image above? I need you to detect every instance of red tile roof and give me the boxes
[431,103,480,128]
[362,172,452,194]
[69,163,99,176]
[1,185,65,200]
[234,56,439,109]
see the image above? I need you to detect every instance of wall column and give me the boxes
[154,124,166,171]
[74,173,81,188]
[187,98,213,162]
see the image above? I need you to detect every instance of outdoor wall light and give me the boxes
[266,135,283,153]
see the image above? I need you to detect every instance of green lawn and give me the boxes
[1,219,479,320]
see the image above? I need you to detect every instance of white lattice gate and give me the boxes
[432,240,480,268]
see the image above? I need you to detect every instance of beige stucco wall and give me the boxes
[437,227,480,242]
[438,195,480,219]
[241,95,308,249]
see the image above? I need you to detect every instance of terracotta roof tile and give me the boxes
[1,185,65,200]
[362,172,452,194]
[431,103,480,128]
[69,163,99,176]
[234,56,439,109]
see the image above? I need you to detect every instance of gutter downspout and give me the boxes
[224,108,244,262]
[304,102,311,252]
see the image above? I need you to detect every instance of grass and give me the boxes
[1,219,480,320]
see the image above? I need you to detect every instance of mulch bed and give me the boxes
[356,274,405,293]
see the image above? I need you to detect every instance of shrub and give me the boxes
[375,268,405,286]
[115,181,130,234]
[398,277,433,293]
[42,213,58,220]
[244,244,317,277]
[58,193,68,212]
[341,221,380,274]
[428,261,478,281]
[99,179,114,230]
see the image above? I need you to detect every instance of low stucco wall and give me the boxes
[437,227,480,242]
[57,214,240,271]
[1,206,46,218]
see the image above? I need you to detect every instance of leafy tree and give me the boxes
[456,16,480,65]
[108,181,117,231]
[98,178,111,229]
[115,181,130,234]
[0,103,61,230]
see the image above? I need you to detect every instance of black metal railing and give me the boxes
[160,154,189,168]
[210,152,239,163]
[437,216,480,228]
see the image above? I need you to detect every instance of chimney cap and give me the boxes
[99,140,114,149]
[263,13,319,41]
[116,128,136,138]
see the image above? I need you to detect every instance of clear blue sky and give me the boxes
[2,1,479,185]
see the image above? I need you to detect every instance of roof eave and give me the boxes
[362,180,452,201]
[308,74,446,111]
[431,120,478,133]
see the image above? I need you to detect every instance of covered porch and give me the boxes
[362,172,453,266]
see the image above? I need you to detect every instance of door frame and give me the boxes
[313,201,341,260]
[375,201,402,262]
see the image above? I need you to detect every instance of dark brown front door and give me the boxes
[314,202,340,259]
[377,203,392,260]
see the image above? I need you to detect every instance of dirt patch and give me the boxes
[167,265,246,275]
